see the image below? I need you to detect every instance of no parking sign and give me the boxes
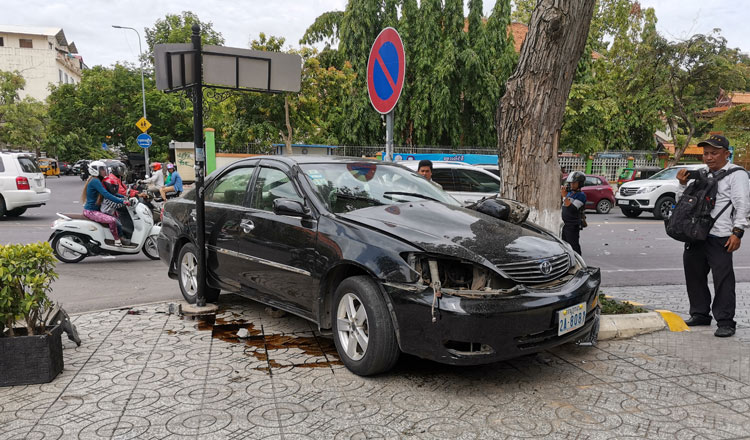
[367,27,405,115]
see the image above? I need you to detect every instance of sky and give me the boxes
[2,0,748,68]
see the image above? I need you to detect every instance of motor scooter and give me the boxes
[49,197,160,263]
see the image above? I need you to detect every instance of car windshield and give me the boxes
[300,162,461,213]
[648,167,684,180]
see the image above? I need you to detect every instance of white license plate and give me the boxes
[617,200,629,206]
[557,302,586,336]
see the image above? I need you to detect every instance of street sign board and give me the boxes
[367,27,405,115]
[154,44,302,93]
[136,117,151,133]
[136,133,153,149]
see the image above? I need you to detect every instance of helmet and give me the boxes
[151,162,161,171]
[88,160,107,177]
[566,171,586,185]
[112,163,126,178]
[166,163,174,170]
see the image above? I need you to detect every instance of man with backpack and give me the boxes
[675,135,749,337]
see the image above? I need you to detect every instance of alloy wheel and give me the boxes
[336,292,369,361]
[180,252,198,296]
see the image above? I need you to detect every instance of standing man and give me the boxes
[417,160,442,189]
[159,163,183,200]
[676,135,749,337]
[561,171,586,255]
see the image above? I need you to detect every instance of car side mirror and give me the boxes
[273,199,310,218]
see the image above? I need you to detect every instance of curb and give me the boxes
[598,312,667,340]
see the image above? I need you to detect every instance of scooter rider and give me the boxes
[104,163,140,198]
[81,161,130,247]
[139,162,164,196]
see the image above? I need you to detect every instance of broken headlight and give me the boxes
[404,253,520,298]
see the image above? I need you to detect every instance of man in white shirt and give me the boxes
[676,135,749,337]
[140,162,164,195]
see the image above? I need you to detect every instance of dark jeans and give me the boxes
[562,223,581,255]
[683,237,736,328]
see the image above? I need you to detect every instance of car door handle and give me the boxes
[190,210,196,221]
[240,219,255,234]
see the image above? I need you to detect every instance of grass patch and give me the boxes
[599,294,647,315]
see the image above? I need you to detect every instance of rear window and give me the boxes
[0,156,4,172]
[17,157,41,173]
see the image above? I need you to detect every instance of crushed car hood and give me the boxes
[339,201,567,266]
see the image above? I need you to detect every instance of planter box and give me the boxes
[0,324,64,387]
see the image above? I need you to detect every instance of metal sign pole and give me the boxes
[192,23,207,308]
[385,111,394,161]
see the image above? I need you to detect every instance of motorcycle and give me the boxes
[132,181,163,224]
[49,197,160,263]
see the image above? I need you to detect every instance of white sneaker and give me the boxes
[114,239,123,247]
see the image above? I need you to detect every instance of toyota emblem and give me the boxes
[539,260,553,275]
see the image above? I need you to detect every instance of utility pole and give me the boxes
[112,25,150,177]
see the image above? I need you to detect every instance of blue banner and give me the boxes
[384,152,498,165]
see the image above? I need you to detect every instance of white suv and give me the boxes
[615,164,705,219]
[0,152,51,217]
[397,161,501,204]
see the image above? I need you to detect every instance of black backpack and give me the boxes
[665,167,745,243]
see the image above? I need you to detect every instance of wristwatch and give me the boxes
[732,227,744,239]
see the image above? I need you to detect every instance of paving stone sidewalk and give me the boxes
[1,292,750,439]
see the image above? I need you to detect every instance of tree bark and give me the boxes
[496,0,596,232]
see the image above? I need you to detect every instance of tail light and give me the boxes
[16,176,30,190]
[160,205,165,222]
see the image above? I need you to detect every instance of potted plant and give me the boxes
[0,241,63,386]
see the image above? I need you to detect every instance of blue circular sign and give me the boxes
[136,133,152,149]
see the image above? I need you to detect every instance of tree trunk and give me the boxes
[496,0,595,233]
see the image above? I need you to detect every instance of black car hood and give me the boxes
[339,201,567,266]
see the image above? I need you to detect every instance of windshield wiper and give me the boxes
[334,192,384,206]
[382,191,439,202]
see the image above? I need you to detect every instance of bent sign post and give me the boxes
[367,27,405,161]
[154,25,301,309]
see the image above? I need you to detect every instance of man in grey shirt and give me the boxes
[676,135,749,337]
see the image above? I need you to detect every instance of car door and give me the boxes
[202,164,257,291]
[451,168,501,204]
[236,163,318,318]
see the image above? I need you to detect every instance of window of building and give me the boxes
[48,42,53,49]
[64,73,68,84]
[0,37,4,47]
[19,39,33,49]
[59,70,63,83]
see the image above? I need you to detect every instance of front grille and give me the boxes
[494,254,571,285]
[620,187,638,196]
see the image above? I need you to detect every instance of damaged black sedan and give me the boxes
[158,156,601,376]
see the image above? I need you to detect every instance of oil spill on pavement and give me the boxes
[181,312,342,374]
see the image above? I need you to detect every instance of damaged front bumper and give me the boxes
[383,267,601,366]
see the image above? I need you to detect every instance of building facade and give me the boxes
[0,25,85,102]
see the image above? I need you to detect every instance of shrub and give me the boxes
[0,242,58,336]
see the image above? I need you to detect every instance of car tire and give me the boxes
[177,242,220,303]
[51,232,87,263]
[6,208,27,217]
[621,207,641,218]
[653,196,675,220]
[332,276,400,376]
[142,235,160,260]
[596,199,612,214]
[0,196,5,217]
